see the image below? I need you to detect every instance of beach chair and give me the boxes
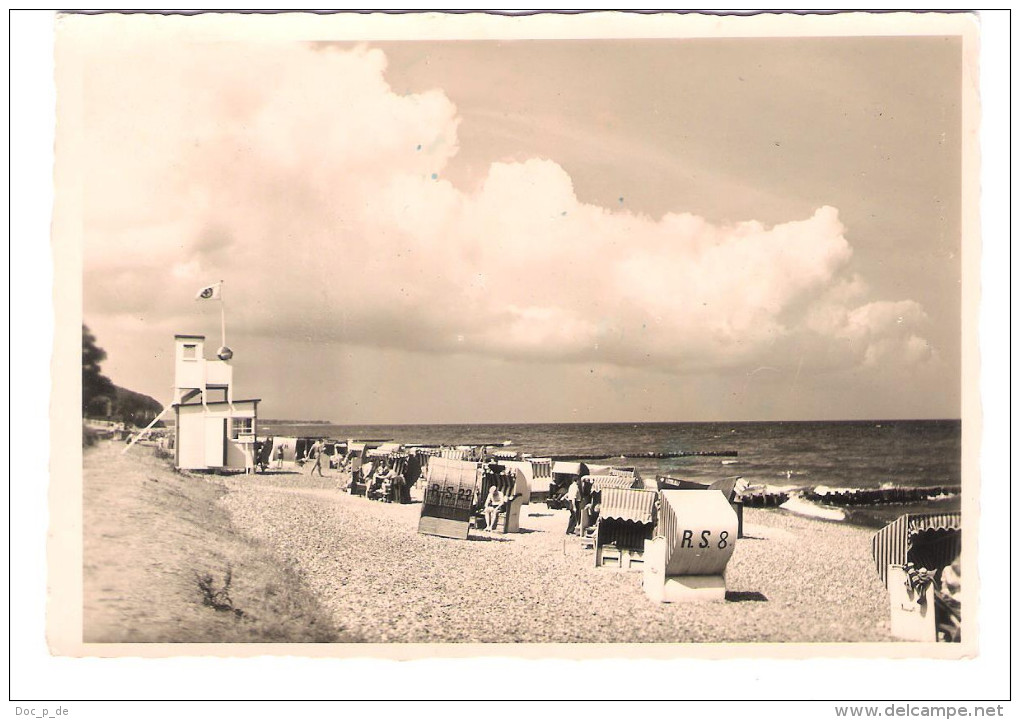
[643,490,738,602]
[256,440,273,472]
[656,475,746,538]
[525,458,553,503]
[578,476,636,548]
[418,457,478,540]
[871,513,962,641]
[593,488,658,570]
[472,468,525,533]
[587,474,640,491]
[547,461,589,509]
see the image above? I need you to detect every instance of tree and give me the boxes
[114,385,164,427]
[82,324,115,416]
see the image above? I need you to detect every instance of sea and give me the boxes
[260,419,961,494]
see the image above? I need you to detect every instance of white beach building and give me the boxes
[171,334,260,471]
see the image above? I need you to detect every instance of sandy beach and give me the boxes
[84,441,893,644]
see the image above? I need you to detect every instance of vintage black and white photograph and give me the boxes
[51,11,980,655]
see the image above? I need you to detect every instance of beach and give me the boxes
[84,441,894,644]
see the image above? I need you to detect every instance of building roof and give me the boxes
[174,334,206,340]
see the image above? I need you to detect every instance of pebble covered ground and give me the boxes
[221,468,893,643]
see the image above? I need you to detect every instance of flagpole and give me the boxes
[220,280,226,348]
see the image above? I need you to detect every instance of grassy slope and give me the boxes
[83,441,349,643]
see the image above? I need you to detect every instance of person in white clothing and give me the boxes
[483,484,505,532]
[563,478,581,535]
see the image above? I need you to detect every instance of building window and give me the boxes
[232,417,254,439]
[183,344,197,360]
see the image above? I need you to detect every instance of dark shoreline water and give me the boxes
[259,419,962,493]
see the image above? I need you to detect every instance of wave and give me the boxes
[780,496,846,522]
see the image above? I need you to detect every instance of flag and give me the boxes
[195,282,222,301]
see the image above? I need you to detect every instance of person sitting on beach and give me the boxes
[384,466,399,499]
[362,461,381,495]
[372,465,396,501]
[483,484,506,532]
[935,554,962,643]
[584,498,601,536]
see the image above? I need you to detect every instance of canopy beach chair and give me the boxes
[593,488,659,570]
[871,512,962,641]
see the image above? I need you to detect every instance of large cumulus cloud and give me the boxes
[82,42,935,376]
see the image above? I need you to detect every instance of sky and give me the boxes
[74,29,964,423]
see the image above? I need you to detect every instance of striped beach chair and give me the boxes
[871,512,962,587]
[594,488,659,570]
